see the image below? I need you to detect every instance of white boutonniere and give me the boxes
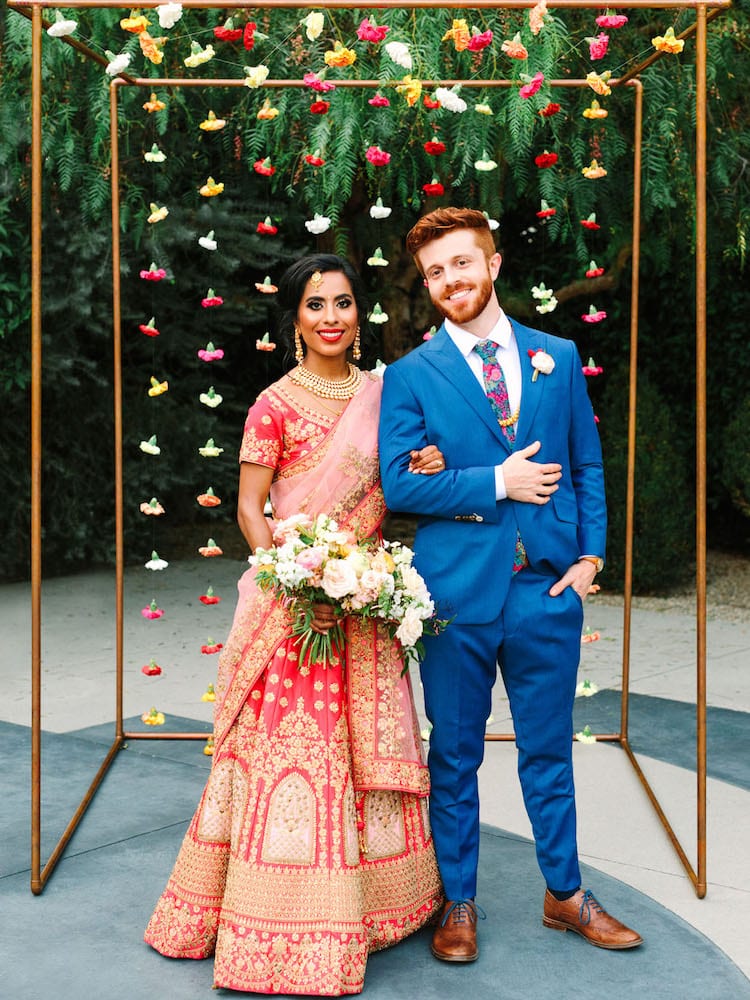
[527,348,555,382]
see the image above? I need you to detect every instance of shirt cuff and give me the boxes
[494,465,507,501]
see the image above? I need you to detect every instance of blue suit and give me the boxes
[379,320,606,900]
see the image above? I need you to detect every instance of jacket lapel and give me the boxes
[422,325,512,451]
[512,320,548,448]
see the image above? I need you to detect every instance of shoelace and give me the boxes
[441,900,488,927]
[578,890,605,926]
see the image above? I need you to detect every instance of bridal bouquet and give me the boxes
[250,513,446,669]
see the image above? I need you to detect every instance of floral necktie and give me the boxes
[474,339,528,573]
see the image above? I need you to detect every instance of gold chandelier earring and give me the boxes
[352,325,361,361]
[294,324,304,364]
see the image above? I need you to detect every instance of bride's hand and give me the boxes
[409,444,446,475]
[310,602,343,634]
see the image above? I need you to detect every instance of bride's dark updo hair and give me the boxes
[275,253,371,356]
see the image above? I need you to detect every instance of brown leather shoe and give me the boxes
[431,899,484,962]
[543,889,643,950]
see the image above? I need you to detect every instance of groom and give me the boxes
[379,208,642,961]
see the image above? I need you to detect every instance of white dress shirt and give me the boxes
[444,312,520,500]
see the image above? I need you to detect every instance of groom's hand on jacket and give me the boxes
[502,440,562,504]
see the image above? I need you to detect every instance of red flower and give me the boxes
[536,204,556,219]
[424,139,447,156]
[582,308,607,324]
[256,217,278,235]
[201,641,224,654]
[201,292,224,308]
[423,94,441,109]
[141,600,164,620]
[199,586,221,605]
[305,153,325,166]
[539,102,561,118]
[253,157,275,176]
[141,660,162,676]
[213,21,243,42]
[368,93,390,107]
[586,263,605,278]
[243,21,256,50]
[357,18,389,43]
[366,145,391,166]
[534,151,558,168]
[140,265,167,281]
[309,100,330,114]
[580,215,601,230]
[596,13,628,28]
[582,359,604,376]
[138,318,160,337]
[422,180,445,196]
[467,29,493,52]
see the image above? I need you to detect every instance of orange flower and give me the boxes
[138,31,166,65]
[582,158,607,179]
[501,33,528,59]
[199,176,224,197]
[196,488,222,507]
[324,42,357,68]
[120,12,150,34]
[200,110,226,131]
[652,26,684,54]
[396,75,422,107]
[254,276,278,294]
[198,538,223,557]
[256,98,280,121]
[529,0,548,35]
[141,706,165,725]
[582,100,608,120]
[586,71,612,97]
[442,18,470,52]
[143,92,165,113]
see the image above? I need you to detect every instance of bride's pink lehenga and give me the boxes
[144,372,442,995]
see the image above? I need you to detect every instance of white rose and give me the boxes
[399,565,429,600]
[273,514,313,546]
[322,559,359,599]
[396,608,425,648]
[305,214,331,235]
[531,350,555,374]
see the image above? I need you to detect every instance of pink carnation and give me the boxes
[596,13,628,29]
[467,29,493,52]
[519,72,544,99]
[366,145,391,166]
[357,18,389,43]
[303,72,336,93]
[588,33,610,60]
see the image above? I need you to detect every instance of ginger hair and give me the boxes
[406,207,497,274]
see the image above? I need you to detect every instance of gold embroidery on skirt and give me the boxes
[342,781,360,867]
[197,758,234,844]
[363,791,407,860]
[261,772,316,865]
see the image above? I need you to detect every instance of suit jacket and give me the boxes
[378,320,607,625]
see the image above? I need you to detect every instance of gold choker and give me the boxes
[288,363,363,400]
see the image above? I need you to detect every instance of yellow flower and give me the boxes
[244,64,269,89]
[582,158,607,179]
[199,176,224,197]
[199,110,226,131]
[147,202,168,223]
[324,42,357,68]
[396,75,422,108]
[652,26,685,54]
[442,18,470,52]
[303,11,324,41]
[586,71,612,97]
[142,707,165,726]
[143,92,165,113]
[582,99,608,120]
[201,683,216,702]
[148,376,168,397]
[203,736,215,756]
[184,41,214,68]
[120,12,150,34]
[138,31,166,65]
[256,98,280,121]
[475,102,493,116]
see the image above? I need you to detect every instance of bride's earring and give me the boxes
[352,325,361,362]
[294,324,304,364]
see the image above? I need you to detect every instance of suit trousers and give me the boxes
[419,567,584,901]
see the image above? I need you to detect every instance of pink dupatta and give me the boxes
[212,374,429,796]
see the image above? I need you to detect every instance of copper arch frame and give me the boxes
[12,0,728,898]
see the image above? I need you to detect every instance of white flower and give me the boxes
[576,679,600,698]
[157,2,183,28]
[475,102,493,116]
[304,11,325,41]
[144,144,166,163]
[385,41,412,70]
[530,350,555,376]
[369,198,392,220]
[184,43,214,68]
[105,51,131,77]
[243,64,269,88]
[531,282,554,300]
[145,551,168,571]
[367,247,389,266]
[536,297,558,315]
[322,559,359,599]
[47,14,77,37]
[434,87,467,113]
[400,564,430,601]
[276,560,313,589]
[483,213,500,231]
[199,387,223,407]
[372,359,387,378]
[273,513,315,546]
[305,213,331,234]
[575,726,597,744]
[368,303,388,324]
[396,606,425,648]
[198,230,217,251]
[475,154,498,172]
[139,436,160,455]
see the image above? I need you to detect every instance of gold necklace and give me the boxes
[288,362,362,400]
[498,406,520,428]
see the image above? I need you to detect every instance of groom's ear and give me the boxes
[489,252,502,280]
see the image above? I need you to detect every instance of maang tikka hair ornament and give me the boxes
[309,270,324,290]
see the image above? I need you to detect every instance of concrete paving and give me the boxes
[1,558,748,981]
